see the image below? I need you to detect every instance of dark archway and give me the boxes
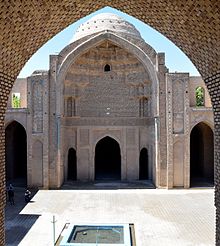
[67,148,77,180]
[139,148,148,180]
[95,136,121,180]
[190,122,214,187]
[5,121,27,186]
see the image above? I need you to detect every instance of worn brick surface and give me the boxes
[0,1,219,244]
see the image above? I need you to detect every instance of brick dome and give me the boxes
[72,13,142,41]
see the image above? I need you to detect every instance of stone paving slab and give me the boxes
[6,188,215,246]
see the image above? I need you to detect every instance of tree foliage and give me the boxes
[196,87,204,107]
[12,93,21,108]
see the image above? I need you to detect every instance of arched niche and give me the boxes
[139,148,148,180]
[173,141,184,187]
[67,148,77,181]
[32,140,43,187]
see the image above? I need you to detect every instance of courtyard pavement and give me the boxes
[5,184,215,246]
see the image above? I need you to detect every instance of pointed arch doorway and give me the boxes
[190,122,214,186]
[95,136,121,180]
[5,121,27,186]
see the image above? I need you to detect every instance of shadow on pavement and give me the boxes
[5,187,40,246]
[61,180,155,190]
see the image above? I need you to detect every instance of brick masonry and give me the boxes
[206,72,220,245]
[0,1,219,245]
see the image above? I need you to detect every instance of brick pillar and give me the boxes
[0,117,6,246]
[206,71,220,246]
[0,73,14,245]
[0,137,5,245]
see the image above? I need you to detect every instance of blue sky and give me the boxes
[18,6,200,78]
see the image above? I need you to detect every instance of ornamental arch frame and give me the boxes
[4,119,27,132]
[93,134,122,155]
[56,31,159,118]
[190,120,214,133]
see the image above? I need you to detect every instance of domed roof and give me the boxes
[72,13,142,41]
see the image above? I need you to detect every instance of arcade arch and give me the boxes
[5,121,27,186]
[190,122,214,186]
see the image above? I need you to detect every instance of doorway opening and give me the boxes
[67,148,77,180]
[5,121,27,186]
[190,122,214,187]
[95,136,121,180]
[139,148,148,180]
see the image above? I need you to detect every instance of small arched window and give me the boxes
[195,86,205,106]
[104,64,111,72]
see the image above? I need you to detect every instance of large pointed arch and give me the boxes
[56,31,159,118]
[95,136,121,180]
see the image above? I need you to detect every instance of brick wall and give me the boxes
[0,72,15,245]
[0,1,219,244]
[64,41,150,118]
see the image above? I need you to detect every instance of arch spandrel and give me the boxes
[4,119,27,132]
[190,119,214,133]
[93,134,122,154]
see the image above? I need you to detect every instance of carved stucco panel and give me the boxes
[32,80,43,133]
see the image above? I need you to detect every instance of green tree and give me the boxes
[12,93,21,108]
[196,87,204,107]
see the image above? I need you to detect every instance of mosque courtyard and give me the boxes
[5,184,214,246]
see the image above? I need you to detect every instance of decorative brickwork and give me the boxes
[0,72,14,245]
[0,1,219,244]
[206,71,220,245]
